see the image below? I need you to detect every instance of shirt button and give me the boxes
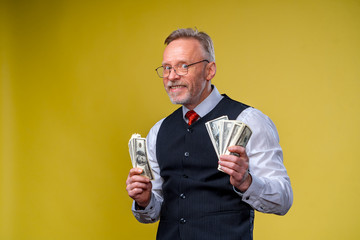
[184,152,189,157]
[180,193,186,199]
[180,218,186,224]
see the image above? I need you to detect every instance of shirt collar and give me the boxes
[182,85,223,121]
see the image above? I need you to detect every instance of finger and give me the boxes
[126,176,149,187]
[219,155,249,174]
[219,154,239,162]
[128,182,152,200]
[218,159,242,173]
[130,175,151,184]
[227,145,246,156]
[127,168,151,183]
[127,181,150,191]
[126,176,131,185]
[128,187,144,198]
[129,168,144,176]
[219,154,248,168]
[218,164,235,175]
[126,182,151,198]
[220,163,248,185]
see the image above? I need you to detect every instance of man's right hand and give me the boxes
[126,168,152,208]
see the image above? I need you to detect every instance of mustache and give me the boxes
[166,82,186,88]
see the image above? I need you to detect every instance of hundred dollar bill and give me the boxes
[219,122,252,172]
[223,123,252,156]
[205,115,228,156]
[220,120,237,156]
[128,133,140,167]
[206,117,252,172]
[128,134,154,180]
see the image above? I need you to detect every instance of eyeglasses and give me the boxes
[155,59,209,78]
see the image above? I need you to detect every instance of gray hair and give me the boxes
[164,28,215,62]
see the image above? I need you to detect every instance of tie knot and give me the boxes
[185,110,199,126]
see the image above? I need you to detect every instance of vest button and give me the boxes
[184,152,189,157]
[180,193,186,199]
[180,218,186,224]
[187,128,193,133]
[182,174,188,178]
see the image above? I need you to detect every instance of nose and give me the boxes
[167,68,180,81]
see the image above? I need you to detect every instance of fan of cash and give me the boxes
[128,133,154,180]
[205,116,252,171]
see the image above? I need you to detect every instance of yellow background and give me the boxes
[1,0,359,239]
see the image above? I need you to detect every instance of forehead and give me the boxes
[163,38,204,64]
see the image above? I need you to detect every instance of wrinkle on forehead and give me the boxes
[162,38,206,65]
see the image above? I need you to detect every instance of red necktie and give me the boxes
[185,110,200,126]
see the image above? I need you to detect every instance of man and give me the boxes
[126,28,293,240]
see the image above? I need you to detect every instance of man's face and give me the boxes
[162,38,212,110]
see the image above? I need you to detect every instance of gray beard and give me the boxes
[168,93,190,106]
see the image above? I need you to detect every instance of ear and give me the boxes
[205,62,217,81]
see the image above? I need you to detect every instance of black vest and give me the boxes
[156,95,254,240]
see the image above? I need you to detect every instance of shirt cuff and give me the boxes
[132,197,155,212]
[233,174,266,210]
[131,194,158,223]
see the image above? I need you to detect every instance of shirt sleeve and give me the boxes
[235,108,293,215]
[131,119,164,223]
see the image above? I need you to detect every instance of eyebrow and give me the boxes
[162,60,188,66]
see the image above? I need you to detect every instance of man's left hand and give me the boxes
[219,145,252,193]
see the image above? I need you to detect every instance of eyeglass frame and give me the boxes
[155,59,210,78]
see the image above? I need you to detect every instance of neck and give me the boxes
[184,83,212,110]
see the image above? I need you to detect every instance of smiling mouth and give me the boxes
[170,85,184,89]
[169,85,186,91]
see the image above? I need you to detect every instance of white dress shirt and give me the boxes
[132,86,293,223]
